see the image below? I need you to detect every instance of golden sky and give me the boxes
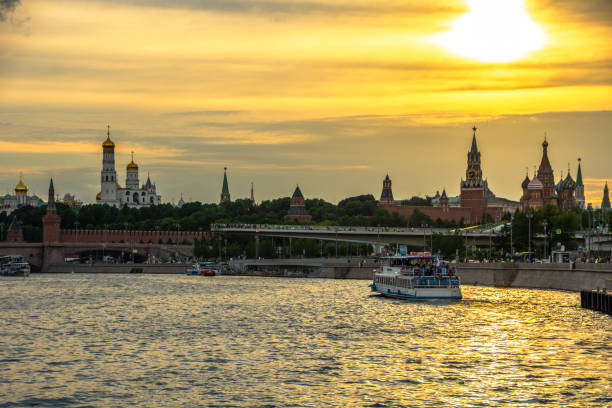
[0,0,610,205]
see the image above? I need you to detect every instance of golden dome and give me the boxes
[102,135,115,148]
[15,175,28,193]
[126,151,138,170]
[96,192,102,200]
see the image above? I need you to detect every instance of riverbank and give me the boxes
[38,259,612,292]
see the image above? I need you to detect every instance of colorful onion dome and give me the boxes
[521,175,531,189]
[527,177,543,190]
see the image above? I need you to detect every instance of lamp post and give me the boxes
[543,220,548,261]
[335,228,338,258]
[175,224,180,261]
[510,214,514,257]
[74,221,79,241]
[527,209,533,259]
[421,223,427,253]
[103,224,107,262]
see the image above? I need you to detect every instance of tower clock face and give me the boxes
[467,169,477,180]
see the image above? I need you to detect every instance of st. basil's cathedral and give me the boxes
[519,138,584,211]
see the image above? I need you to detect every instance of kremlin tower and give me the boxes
[287,185,311,221]
[42,178,61,243]
[459,127,489,223]
[379,174,394,204]
[220,168,230,204]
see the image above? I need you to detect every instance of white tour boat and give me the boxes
[0,255,31,277]
[370,254,461,299]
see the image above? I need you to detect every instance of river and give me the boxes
[0,274,610,407]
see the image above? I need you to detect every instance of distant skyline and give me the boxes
[0,0,610,206]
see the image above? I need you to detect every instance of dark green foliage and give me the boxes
[337,194,376,207]
[400,196,432,206]
[408,209,432,227]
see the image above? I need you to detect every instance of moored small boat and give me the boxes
[0,255,31,277]
[186,261,220,276]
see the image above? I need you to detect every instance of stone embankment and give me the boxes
[458,262,612,292]
[230,258,612,292]
[38,259,612,292]
[44,264,187,274]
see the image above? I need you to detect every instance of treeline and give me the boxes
[0,194,460,242]
[1,197,609,261]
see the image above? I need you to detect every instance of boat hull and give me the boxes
[370,284,462,300]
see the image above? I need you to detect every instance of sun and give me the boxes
[434,0,545,63]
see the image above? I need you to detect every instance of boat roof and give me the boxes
[381,255,436,260]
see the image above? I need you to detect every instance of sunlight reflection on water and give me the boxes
[0,274,610,407]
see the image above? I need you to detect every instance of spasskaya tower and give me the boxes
[460,127,489,223]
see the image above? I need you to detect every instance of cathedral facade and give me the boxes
[95,127,162,208]
[519,138,582,211]
[0,175,45,214]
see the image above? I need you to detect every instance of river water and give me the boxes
[0,274,610,407]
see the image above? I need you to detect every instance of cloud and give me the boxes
[0,0,19,22]
[79,0,462,17]
[164,110,246,117]
[537,0,612,24]
[0,140,186,157]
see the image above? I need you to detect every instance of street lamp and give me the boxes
[335,228,338,258]
[176,224,180,261]
[527,209,533,259]
[421,223,426,253]
[103,223,107,262]
[543,220,548,261]
[510,213,514,257]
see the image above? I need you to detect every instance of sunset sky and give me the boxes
[0,0,610,206]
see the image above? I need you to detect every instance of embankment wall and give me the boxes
[457,263,612,292]
[44,264,187,274]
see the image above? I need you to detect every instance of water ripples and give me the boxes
[0,274,610,407]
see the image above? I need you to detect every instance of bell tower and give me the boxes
[100,125,118,205]
[460,127,488,223]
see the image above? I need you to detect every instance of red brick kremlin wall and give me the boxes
[378,203,505,225]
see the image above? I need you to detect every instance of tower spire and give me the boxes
[250,182,254,203]
[48,178,55,210]
[220,167,230,204]
[470,126,478,154]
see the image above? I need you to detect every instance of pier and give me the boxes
[580,289,612,315]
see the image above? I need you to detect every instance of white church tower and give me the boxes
[98,125,118,206]
[126,151,139,189]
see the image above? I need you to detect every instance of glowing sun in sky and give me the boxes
[435,0,546,63]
